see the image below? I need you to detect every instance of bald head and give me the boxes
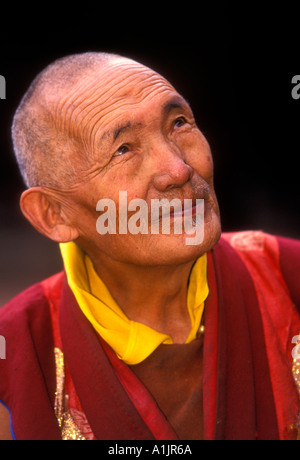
[11,51,148,188]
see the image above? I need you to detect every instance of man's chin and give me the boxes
[133,216,222,266]
[90,210,222,267]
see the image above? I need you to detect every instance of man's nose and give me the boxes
[149,140,193,192]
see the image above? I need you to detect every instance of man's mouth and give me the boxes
[169,199,204,219]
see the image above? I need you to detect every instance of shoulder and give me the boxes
[221,230,278,252]
[0,273,64,440]
[0,272,64,341]
[219,229,300,269]
[213,230,282,288]
[219,230,300,311]
[276,235,300,310]
[220,230,300,263]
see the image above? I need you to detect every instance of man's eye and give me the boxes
[174,116,188,128]
[113,145,130,157]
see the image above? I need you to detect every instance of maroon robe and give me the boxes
[0,232,299,440]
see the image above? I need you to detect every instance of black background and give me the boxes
[0,4,299,304]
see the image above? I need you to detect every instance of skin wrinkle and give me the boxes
[76,88,170,160]
[79,84,161,150]
[53,76,112,145]
[85,91,191,178]
[54,64,149,132]
[52,73,100,136]
[113,108,191,175]
[47,91,198,190]
[83,77,168,127]
[47,111,197,194]
[89,87,175,157]
[54,66,173,160]
[13,55,170,188]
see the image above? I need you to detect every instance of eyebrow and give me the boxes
[98,95,192,148]
[162,96,192,115]
[113,121,136,141]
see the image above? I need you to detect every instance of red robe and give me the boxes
[0,231,299,440]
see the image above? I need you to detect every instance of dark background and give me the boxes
[0,5,299,305]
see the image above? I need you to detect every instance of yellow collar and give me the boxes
[60,242,209,365]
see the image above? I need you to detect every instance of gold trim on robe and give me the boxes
[54,348,86,440]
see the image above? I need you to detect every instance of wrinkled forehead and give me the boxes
[94,57,175,99]
[55,58,176,133]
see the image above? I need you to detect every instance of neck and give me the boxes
[86,250,196,344]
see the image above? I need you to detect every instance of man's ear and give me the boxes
[20,187,80,243]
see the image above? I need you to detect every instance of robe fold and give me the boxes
[0,231,299,440]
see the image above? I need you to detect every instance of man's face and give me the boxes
[56,58,221,265]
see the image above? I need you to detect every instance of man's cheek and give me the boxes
[190,154,214,184]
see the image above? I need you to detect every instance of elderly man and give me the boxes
[0,52,299,441]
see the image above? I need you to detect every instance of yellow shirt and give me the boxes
[60,242,209,365]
